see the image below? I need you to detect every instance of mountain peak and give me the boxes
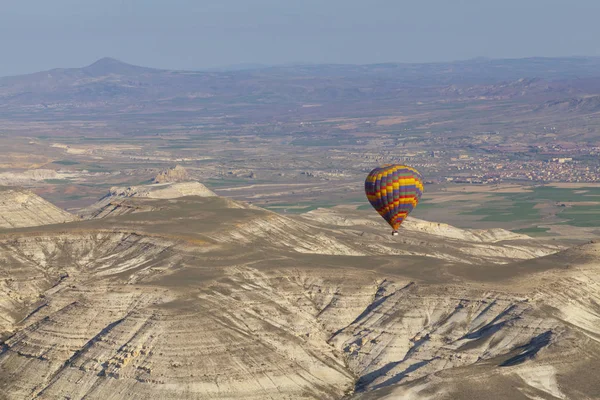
[88,57,124,66]
[83,57,157,76]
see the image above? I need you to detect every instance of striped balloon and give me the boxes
[364,165,424,232]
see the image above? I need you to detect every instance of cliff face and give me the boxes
[152,165,190,184]
[0,188,78,229]
[0,196,597,400]
[78,181,216,219]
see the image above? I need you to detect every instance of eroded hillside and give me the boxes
[0,188,78,229]
[0,193,598,400]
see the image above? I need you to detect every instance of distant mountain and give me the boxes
[0,57,159,87]
[2,56,600,118]
[539,95,600,113]
[81,57,162,76]
[0,57,165,107]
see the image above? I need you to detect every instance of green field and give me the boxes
[461,198,539,222]
[44,179,71,184]
[456,186,600,228]
[558,205,600,227]
[52,160,80,165]
[352,186,600,230]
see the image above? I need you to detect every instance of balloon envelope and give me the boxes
[364,165,424,231]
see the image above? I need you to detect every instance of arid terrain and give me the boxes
[0,183,598,399]
[1,57,600,399]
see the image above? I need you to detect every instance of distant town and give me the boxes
[359,142,600,185]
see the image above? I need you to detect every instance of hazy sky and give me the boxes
[1,0,600,76]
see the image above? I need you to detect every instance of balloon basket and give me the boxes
[391,231,399,236]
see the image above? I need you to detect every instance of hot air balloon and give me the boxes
[364,165,424,235]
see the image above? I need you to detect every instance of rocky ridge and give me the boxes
[78,181,216,219]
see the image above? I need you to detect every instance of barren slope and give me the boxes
[0,188,78,229]
[0,195,597,400]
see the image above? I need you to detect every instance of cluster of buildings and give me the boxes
[428,154,600,184]
[345,140,600,185]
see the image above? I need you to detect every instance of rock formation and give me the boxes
[107,181,215,199]
[79,181,216,219]
[152,165,190,184]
